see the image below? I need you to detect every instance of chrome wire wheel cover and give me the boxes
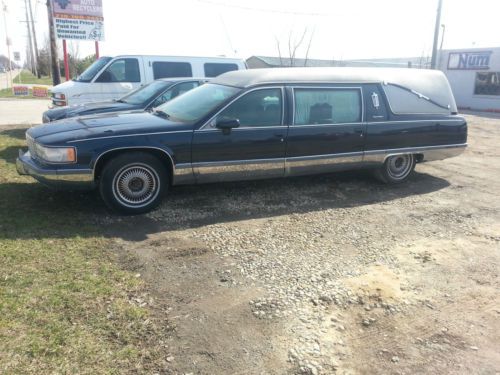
[386,154,413,180]
[112,164,160,208]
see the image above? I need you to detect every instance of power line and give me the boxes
[194,0,332,17]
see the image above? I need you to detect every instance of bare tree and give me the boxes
[275,28,315,67]
[275,36,283,67]
[303,28,315,67]
[68,41,80,77]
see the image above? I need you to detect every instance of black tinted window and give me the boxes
[75,56,112,82]
[153,62,192,79]
[218,88,282,127]
[474,72,500,95]
[151,81,199,107]
[96,58,140,83]
[204,63,239,77]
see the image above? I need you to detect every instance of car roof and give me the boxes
[156,77,210,83]
[213,67,443,87]
[212,67,457,113]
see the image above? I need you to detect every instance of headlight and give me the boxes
[53,93,66,100]
[34,143,76,163]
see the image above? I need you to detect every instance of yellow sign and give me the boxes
[32,86,49,98]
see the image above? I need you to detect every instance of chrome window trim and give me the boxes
[197,86,285,131]
[290,122,364,128]
[198,125,288,133]
[291,86,364,126]
[365,119,462,125]
[67,130,193,144]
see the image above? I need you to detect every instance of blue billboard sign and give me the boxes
[448,51,492,70]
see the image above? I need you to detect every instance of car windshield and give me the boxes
[155,83,240,123]
[119,81,171,105]
[74,56,112,82]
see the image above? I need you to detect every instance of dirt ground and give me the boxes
[102,112,499,375]
[8,112,498,374]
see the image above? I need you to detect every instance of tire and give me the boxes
[99,152,168,214]
[374,154,416,184]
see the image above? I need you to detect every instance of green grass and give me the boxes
[0,88,50,100]
[0,126,165,374]
[13,70,60,86]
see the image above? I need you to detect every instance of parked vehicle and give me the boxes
[43,78,208,123]
[50,55,246,106]
[17,67,467,214]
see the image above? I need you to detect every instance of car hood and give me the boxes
[45,101,140,121]
[51,79,78,94]
[28,112,192,144]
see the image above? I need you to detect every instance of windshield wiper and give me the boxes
[152,109,170,119]
[114,99,126,103]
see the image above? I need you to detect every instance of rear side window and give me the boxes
[153,62,192,79]
[96,58,140,83]
[293,88,362,125]
[204,63,239,77]
[383,84,450,114]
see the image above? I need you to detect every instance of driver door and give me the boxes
[192,87,287,183]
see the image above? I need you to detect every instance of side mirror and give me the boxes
[215,117,240,134]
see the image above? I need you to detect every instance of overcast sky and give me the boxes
[1,0,499,65]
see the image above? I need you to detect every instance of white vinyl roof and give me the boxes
[214,67,458,113]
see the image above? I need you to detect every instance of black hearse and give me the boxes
[17,68,467,214]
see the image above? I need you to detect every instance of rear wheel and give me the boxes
[374,154,415,184]
[99,152,168,214]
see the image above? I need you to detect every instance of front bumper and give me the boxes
[16,150,94,190]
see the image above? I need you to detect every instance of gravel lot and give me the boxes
[5,112,497,374]
[100,112,499,374]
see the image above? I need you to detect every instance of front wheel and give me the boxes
[99,152,168,214]
[374,154,416,184]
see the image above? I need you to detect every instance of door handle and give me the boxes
[354,130,364,137]
[274,134,285,142]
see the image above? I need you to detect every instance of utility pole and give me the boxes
[430,0,443,69]
[1,0,13,88]
[46,0,61,85]
[27,0,40,77]
[23,0,36,76]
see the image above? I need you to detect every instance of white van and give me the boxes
[50,55,246,106]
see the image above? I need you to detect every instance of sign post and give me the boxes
[63,39,70,80]
[13,51,21,83]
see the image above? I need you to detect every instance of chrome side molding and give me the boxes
[171,144,467,185]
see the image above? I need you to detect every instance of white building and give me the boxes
[438,47,500,112]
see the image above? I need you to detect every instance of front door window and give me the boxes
[217,88,282,127]
[95,58,140,83]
